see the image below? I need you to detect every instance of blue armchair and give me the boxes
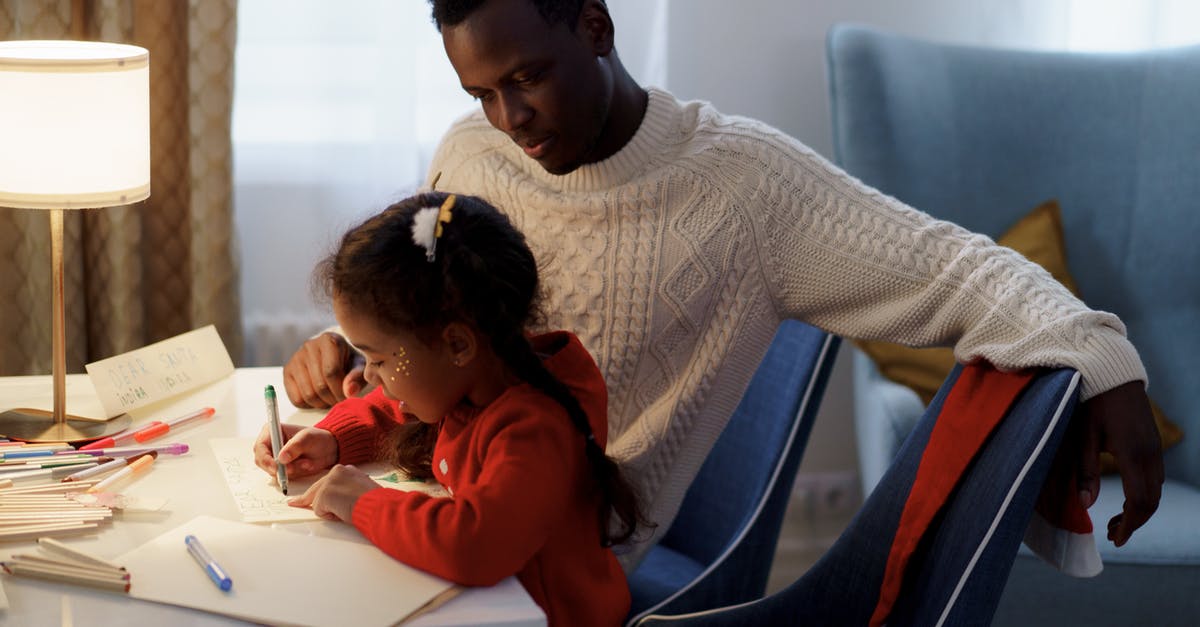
[827,23,1200,624]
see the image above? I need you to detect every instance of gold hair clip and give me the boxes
[435,194,455,238]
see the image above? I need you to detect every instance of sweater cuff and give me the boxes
[350,486,400,540]
[1075,332,1148,401]
[315,411,381,465]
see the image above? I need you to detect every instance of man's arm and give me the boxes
[741,135,1164,543]
[1071,381,1164,546]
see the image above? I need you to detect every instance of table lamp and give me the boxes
[0,40,150,442]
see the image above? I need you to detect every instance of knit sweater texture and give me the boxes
[317,332,628,627]
[423,87,1145,567]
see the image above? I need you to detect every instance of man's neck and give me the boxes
[588,55,649,165]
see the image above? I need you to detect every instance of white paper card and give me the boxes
[119,515,456,627]
[85,325,235,418]
[210,437,449,524]
[210,437,320,523]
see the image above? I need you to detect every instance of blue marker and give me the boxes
[1,449,56,460]
[185,534,232,591]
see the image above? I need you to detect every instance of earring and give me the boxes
[393,347,412,377]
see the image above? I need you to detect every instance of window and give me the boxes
[232,0,475,365]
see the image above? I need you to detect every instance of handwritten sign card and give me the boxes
[85,325,234,418]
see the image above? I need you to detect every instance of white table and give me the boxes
[0,368,546,626]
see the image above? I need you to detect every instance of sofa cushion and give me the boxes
[997,477,1200,626]
[1090,476,1200,566]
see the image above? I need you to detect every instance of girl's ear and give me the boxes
[441,322,477,367]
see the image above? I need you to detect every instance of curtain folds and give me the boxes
[0,0,242,375]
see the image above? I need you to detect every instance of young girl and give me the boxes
[254,192,640,627]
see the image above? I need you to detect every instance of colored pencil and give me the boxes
[38,537,125,571]
[1,560,129,592]
[0,521,99,541]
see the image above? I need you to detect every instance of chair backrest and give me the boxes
[625,320,839,623]
[826,23,1200,486]
[635,365,1081,627]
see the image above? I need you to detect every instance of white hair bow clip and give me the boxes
[411,194,456,262]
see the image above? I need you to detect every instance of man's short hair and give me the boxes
[429,0,591,32]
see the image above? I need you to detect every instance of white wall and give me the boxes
[657,0,1072,157]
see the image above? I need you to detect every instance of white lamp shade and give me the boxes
[0,40,150,210]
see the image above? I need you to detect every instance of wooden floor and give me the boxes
[766,489,860,594]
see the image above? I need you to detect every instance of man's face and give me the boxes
[442,0,612,175]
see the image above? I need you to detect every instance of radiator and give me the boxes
[241,312,335,367]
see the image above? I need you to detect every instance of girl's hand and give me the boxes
[287,464,378,521]
[252,424,338,479]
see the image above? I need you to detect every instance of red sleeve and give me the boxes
[349,396,584,586]
[314,387,403,465]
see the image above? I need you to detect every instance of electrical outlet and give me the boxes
[792,471,861,519]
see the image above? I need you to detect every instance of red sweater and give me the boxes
[315,331,629,627]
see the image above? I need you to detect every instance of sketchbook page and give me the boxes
[119,515,456,627]
[209,437,450,524]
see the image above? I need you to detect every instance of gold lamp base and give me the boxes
[0,209,135,445]
[0,408,131,443]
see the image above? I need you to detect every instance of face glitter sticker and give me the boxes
[393,347,412,378]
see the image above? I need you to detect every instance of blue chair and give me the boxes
[633,365,1081,626]
[625,320,839,625]
[827,23,1200,625]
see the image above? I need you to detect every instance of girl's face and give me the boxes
[333,296,467,424]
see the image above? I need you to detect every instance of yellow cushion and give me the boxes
[853,200,1183,471]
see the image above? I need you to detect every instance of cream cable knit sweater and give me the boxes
[423,88,1145,566]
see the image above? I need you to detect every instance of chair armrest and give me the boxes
[635,364,1080,626]
[853,349,925,497]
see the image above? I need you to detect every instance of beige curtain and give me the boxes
[0,0,242,374]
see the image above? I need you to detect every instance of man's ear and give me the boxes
[442,322,478,367]
[578,0,615,56]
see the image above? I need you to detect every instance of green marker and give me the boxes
[264,385,288,495]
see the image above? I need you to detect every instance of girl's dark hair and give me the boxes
[317,192,642,546]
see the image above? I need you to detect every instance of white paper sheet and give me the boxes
[209,437,319,523]
[119,515,457,627]
[209,437,449,524]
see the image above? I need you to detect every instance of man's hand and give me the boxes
[1072,380,1165,547]
[282,332,367,408]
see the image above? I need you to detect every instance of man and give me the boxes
[283,0,1162,567]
